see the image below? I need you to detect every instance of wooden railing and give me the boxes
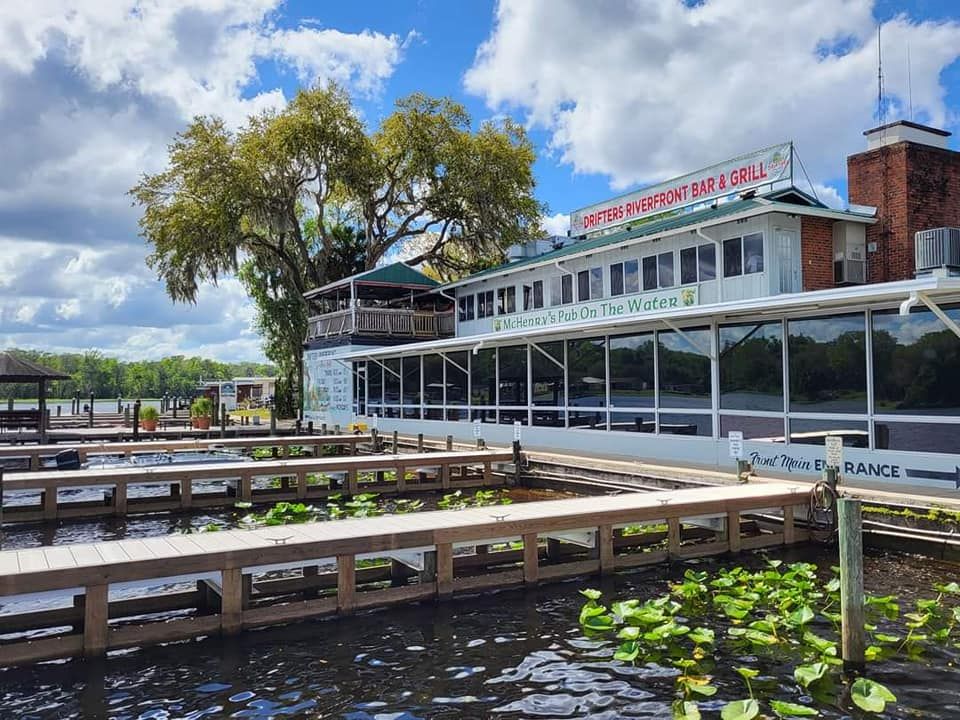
[307,307,455,340]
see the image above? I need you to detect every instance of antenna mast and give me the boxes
[877,24,884,124]
[907,42,913,121]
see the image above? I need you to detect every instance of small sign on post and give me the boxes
[728,431,744,459]
[513,421,522,442]
[473,419,481,438]
[825,436,843,469]
[371,413,379,430]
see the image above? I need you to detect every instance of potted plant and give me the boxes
[140,405,160,432]
[191,397,213,430]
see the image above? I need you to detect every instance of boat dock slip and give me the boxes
[0,434,372,471]
[0,482,806,665]
[0,449,515,522]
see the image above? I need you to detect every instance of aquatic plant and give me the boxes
[437,489,512,510]
[575,558,960,717]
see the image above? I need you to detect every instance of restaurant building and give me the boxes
[303,121,960,491]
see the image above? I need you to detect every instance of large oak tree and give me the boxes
[131,84,543,412]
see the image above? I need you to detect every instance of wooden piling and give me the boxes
[522,532,539,585]
[446,435,453,451]
[417,433,424,452]
[221,568,243,634]
[838,497,866,671]
[220,403,227,439]
[337,555,356,614]
[392,430,398,454]
[88,393,94,428]
[269,407,276,435]
[132,400,140,442]
[82,584,108,656]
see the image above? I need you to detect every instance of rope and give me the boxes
[809,481,839,543]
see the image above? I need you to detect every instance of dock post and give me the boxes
[270,406,276,435]
[417,433,424,452]
[522,533,539,586]
[446,435,453,451]
[727,510,741,553]
[88,393,94,428]
[220,568,243,635]
[123,405,130,427]
[82,584,109,657]
[511,440,522,486]
[838,497,866,672]
[436,543,453,599]
[337,555,356,614]
[74,390,80,416]
[56,405,61,417]
[0,468,4,549]
[132,400,140,442]
[172,398,177,419]
[116,397,122,414]
[309,421,316,435]
[667,516,682,558]
[370,429,379,453]
[598,523,614,575]
[6,398,11,411]
[295,420,302,436]
[392,430,398,454]
[220,403,227,438]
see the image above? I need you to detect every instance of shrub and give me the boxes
[140,406,159,421]
[191,396,214,417]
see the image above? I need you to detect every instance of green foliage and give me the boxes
[437,489,512,510]
[769,700,818,717]
[850,678,896,713]
[720,699,759,720]
[190,396,214,417]
[139,406,160,421]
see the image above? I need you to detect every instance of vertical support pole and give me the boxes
[667,516,681,557]
[296,471,307,499]
[445,435,453,451]
[113,483,127,516]
[522,532,539,586]
[38,378,47,445]
[0,468,4,547]
[220,568,243,635]
[172,398,177,419]
[396,463,406,494]
[6,398,11,411]
[57,405,62,417]
[117,397,122,414]
[347,468,358,495]
[43,486,57,520]
[83,584,109,657]
[337,555,356,614]
[370,429,379,453]
[598,523,614,575]
[180,478,193,509]
[440,462,451,490]
[727,510,741,553]
[436,542,453,598]
[511,440,521,487]
[308,421,315,435]
[132,400,140,442]
[88,392,95,428]
[417,433,424,453]
[270,406,276,435]
[783,505,795,545]
[838,497,866,672]
[220,403,227,439]
[392,430,398,454]
[240,472,252,502]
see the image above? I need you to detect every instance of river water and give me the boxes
[0,545,958,720]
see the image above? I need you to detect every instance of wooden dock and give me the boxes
[0,449,514,522]
[0,481,807,665]
[0,434,372,471]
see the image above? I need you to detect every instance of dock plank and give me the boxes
[16,549,48,572]
[43,547,77,570]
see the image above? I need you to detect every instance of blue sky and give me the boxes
[1,0,959,362]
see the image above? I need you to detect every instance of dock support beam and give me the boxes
[337,555,356,614]
[727,510,741,553]
[436,543,453,599]
[83,584,108,656]
[522,533,539,586]
[598,524,614,575]
[221,568,243,635]
[838,497,866,672]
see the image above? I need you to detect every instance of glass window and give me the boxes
[590,267,603,298]
[401,356,421,405]
[872,306,960,415]
[499,408,528,425]
[789,419,869,448]
[723,237,742,277]
[531,341,564,407]
[609,332,654,408]
[875,421,960,454]
[383,359,400,405]
[680,247,697,285]
[610,263,625,296]
[354,363,366,415]
[788,313,866,413]
[567,337,606,406]
[550,276,562,307]
[624,259,640,294]
[497,345,528,406]
[743,233,764,274]
[533,280,544,309]
[471,348,495,405]
[658,252,674,288]
[642,256,658,291]
[610,411,655,433]
[659,413,712,437]
[477,290,494,319]
[658,327,711,408]
[457,295,473,322]
[403,406,421,420]
[568,408,607,430]
[577,270,590,302]
[368,361,383,404]
[497,286,516,315]
[699,244,716,281]
[533,408,565,427]
[719,321,783,411]
[720,415,784,441]
[445,351,468,406]
[423,354,444,405]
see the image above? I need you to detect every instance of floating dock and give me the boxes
[0,481,806,666]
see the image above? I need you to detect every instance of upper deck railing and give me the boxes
[307,307,455,340]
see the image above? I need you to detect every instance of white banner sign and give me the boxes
[493,286,698,333]
[570,143,793,235]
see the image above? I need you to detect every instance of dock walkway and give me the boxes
[0,481,806,665]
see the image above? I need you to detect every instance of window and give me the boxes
[497,286,516,315]
[383,359,401,405]
[658,327,711,408]
[720,416,785,442]
[610,411,655,433]
[401,356,421,405]
[642,256,658,291]
[471,348,495,405]
[875,422,960,454]
[719,321,783,411]
[624,259,640,294]
[497,345,528,406]
[367,362,383,405]
[567,337,606,406]
[477,290,494,318]
[659,413,712,437]
[523,280,544,310]
[591,267,603,298]
[610,263,624,296]
[577,270,590,302]
[457,294,475,322]
[609,333,655,407]
[423,354,444,405]
[872,306,960,415]
[680,244,716,284]
[445,352,468,406]
[789,419,869,447]
[549,275,574,306]
[723,233,764,277]
[531,341,564,407]
[788,313,866,413]
[658,252,674,288]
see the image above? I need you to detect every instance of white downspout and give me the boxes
[695,225,723,303]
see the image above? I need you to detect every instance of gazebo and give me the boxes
[0,352,70,444]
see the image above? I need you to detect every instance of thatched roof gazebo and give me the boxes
[0,352,70,443]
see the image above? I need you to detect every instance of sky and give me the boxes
[1,0,960,363]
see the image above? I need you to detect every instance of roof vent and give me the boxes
[915,227,960,276]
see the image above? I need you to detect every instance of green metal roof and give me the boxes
[444,187,873,288]
[305,262,438,298]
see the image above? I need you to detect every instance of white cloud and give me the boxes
[465,0,960,192]
[813,183,846,210]
[542,212,570,237]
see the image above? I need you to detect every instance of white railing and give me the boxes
[307,308,455,340]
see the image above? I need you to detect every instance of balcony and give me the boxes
[307,307,455,341]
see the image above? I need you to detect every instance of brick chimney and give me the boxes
[847,120,960,283]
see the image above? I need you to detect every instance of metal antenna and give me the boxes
[907,42,913,121]
[877,24,884,124]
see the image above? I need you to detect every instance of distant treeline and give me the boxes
[3,349,275,400]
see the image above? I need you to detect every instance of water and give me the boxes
[0,548,958,719]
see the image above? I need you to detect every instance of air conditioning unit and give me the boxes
[833,222,866,285]
[915,227,960,276]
